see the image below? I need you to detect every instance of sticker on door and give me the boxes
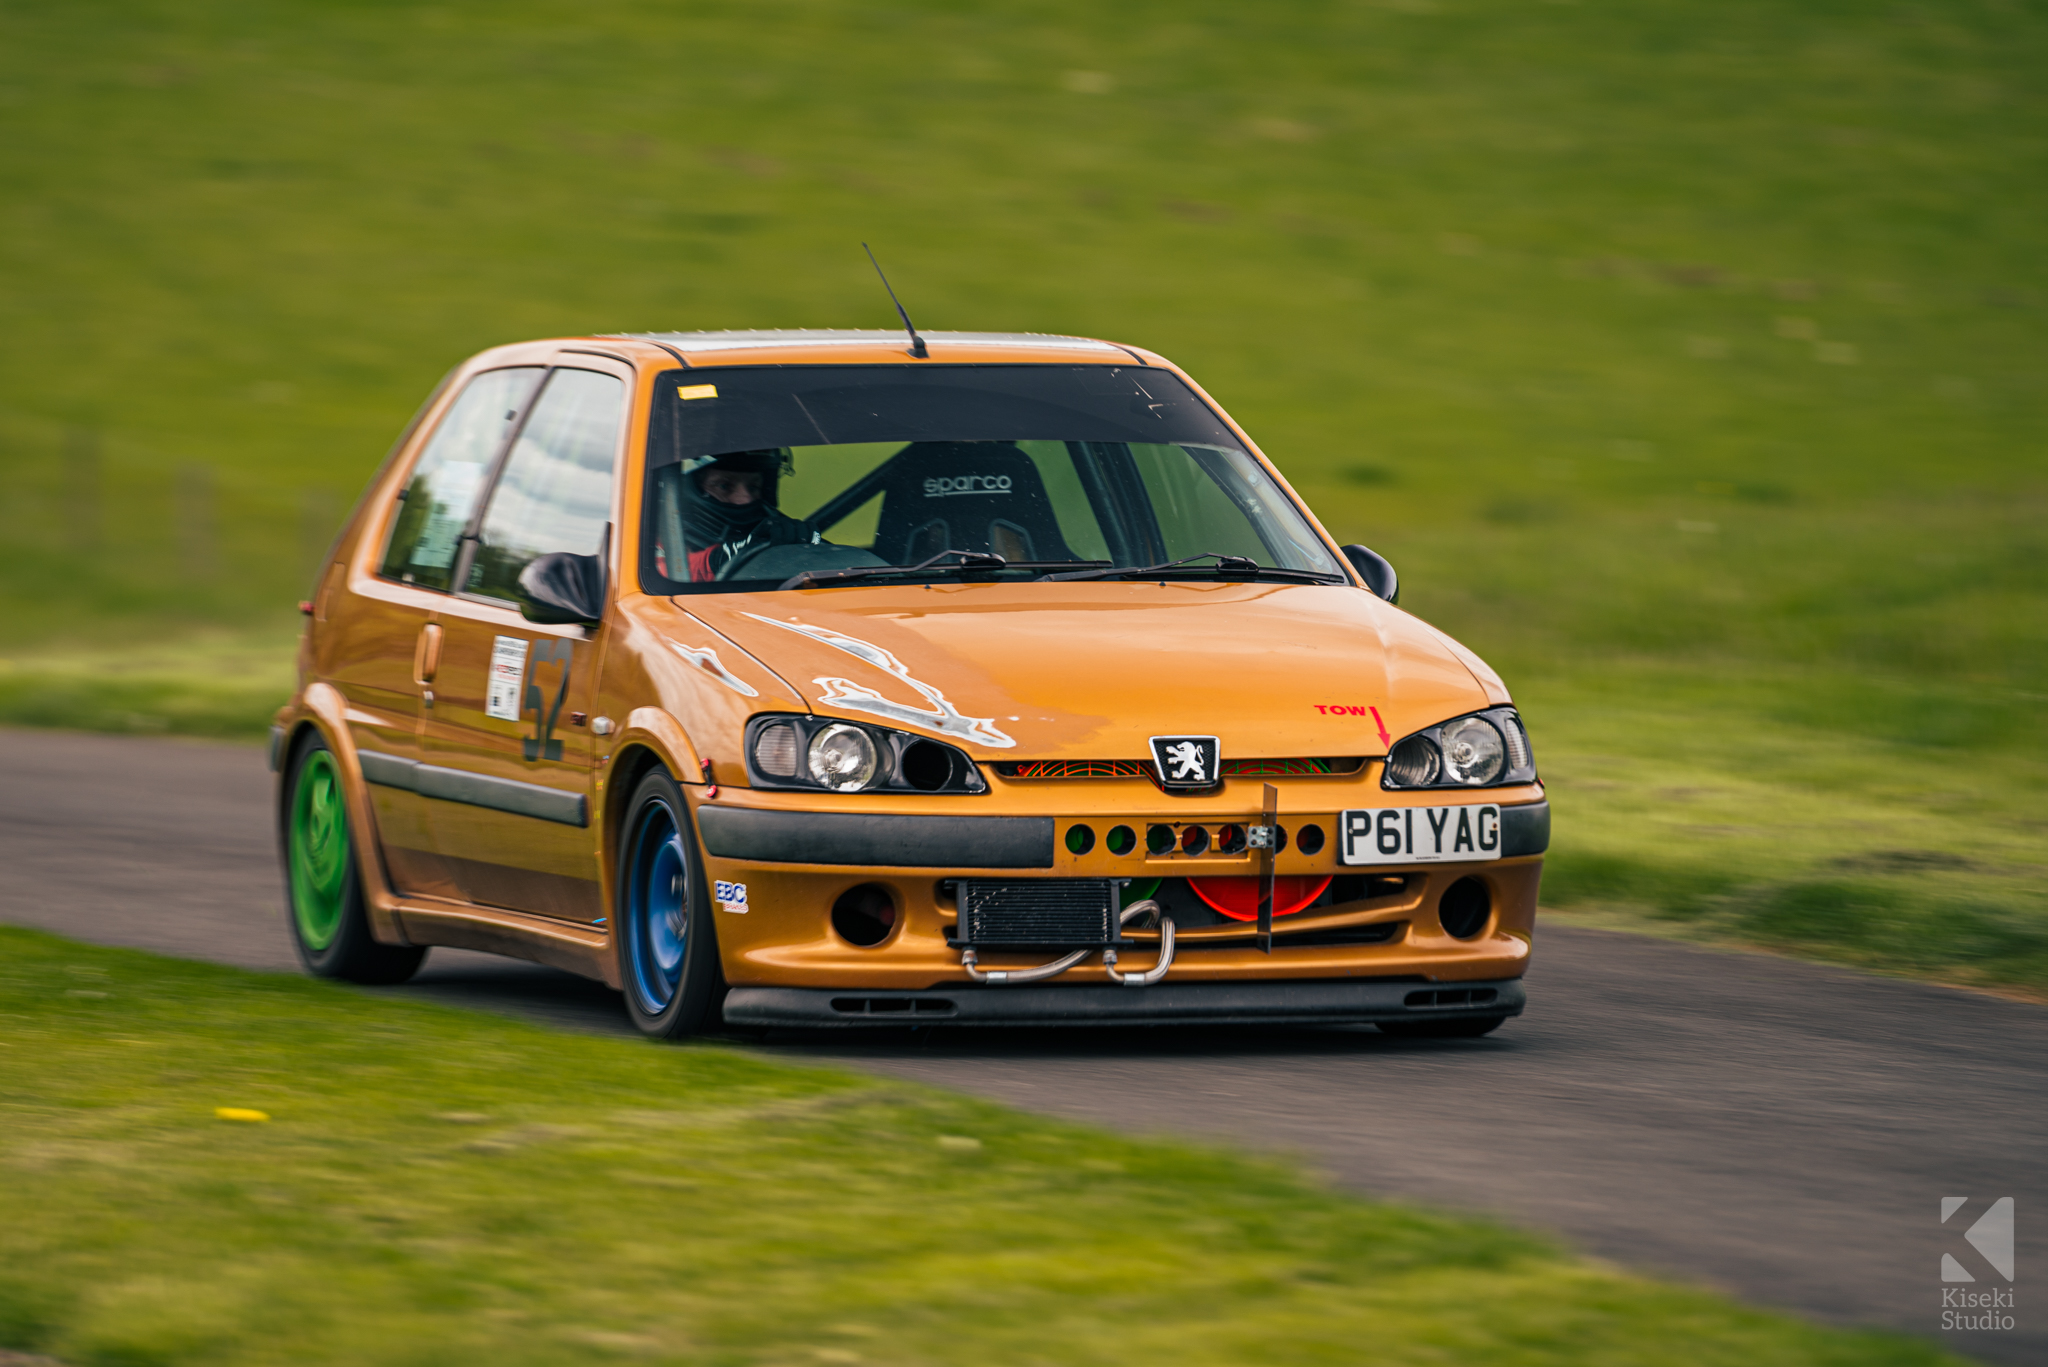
[487,636,529,721]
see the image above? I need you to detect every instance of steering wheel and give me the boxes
[716,540,889,582]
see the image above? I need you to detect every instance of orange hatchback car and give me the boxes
[276,330,1548,1038]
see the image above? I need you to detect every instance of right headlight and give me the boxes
[1381,706,1536,790]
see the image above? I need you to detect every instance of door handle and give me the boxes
[413,623,443,686]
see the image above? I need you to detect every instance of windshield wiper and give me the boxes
[1042,552,1345,584]
[781,549,1110,591]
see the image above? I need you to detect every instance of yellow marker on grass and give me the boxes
[215,1107,270,1123]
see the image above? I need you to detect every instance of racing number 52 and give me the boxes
[523,640,573,762]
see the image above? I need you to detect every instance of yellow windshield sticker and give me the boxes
[677,384,718,401]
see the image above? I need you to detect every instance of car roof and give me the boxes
[576,329,1165,370]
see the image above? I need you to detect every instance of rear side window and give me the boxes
[465,368,622,607]
[380,367,544,590]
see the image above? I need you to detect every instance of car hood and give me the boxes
[680,582,1492,761]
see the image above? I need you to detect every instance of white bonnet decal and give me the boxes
[739,614,1016,748]
[667,641,760,698]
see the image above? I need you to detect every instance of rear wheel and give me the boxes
[616,767,724,1039]
[283,734,426,985]
[1378,1015,1506,1038]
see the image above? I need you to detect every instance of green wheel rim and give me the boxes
[289,750,351,951]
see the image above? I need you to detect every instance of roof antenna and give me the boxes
[863,243,929,358]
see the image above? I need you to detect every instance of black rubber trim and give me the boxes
[357,750,588,827]
[1499,800,1549,857]
[723,976,1525,1028]
[267,725,285,773]
[357,749,416,788]
[697,807,1054,868]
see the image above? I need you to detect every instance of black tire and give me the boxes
[1377,1014,1507,1039]
[615,767,725,1039]
[280,733,427,985]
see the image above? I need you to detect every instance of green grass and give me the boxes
[0,1,2042,985]
[0,926,1958,1367]
[1526,662,2048,996]
[0,629,296,740]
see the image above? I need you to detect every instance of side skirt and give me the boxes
[394,896,619,989]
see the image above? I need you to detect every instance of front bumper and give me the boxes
[697,800,1550,866]
[723,976,1526,1029]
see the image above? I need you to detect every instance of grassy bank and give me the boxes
[0,926,1955,1367]
[1526,661,2048,998]
[0,3,2041,985]
[0,630,294,740]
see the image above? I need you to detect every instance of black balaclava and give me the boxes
[684,449,782,548]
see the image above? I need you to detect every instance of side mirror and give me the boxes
[518,552,606,625]
[1340,544,1399,604]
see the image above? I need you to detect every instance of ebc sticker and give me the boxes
[1339,804,1502,865]
[715,880,749,914]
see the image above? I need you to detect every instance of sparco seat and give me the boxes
[869,441,1076,564]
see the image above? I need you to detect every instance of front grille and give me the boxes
[995,757,1364,783]
[1002,759,1150,780]
[958,879,1115,947]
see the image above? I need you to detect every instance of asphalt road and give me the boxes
[2,727,2040,1364]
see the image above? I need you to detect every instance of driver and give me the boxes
[683,448,821,579]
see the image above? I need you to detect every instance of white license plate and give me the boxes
[1338,804,1503,865]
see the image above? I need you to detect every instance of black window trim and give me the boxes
[445,366,553,600]
[634,360,1308,597]
[376,359,633,603]
[375,363,549,596]
[454,360,632,611]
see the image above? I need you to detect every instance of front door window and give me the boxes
[465,367,621,608]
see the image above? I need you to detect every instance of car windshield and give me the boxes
[639,364,1342,591]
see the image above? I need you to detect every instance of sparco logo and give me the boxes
[1941,1196,2017,1334]
[924,475,1012,497]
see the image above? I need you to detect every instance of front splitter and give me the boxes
[722,977,1526,1028]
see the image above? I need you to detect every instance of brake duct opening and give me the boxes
[959,900,1176,987]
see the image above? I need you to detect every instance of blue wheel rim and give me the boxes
[626,799,689,1016]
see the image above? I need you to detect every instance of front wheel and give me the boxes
[282,734,426,985]
[616,768,724,1039]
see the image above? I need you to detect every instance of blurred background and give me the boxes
[1,0,2041,990]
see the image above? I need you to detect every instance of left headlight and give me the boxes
[1381,707,1536,790]
[743,714,988,794]
[808,724,879,791]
